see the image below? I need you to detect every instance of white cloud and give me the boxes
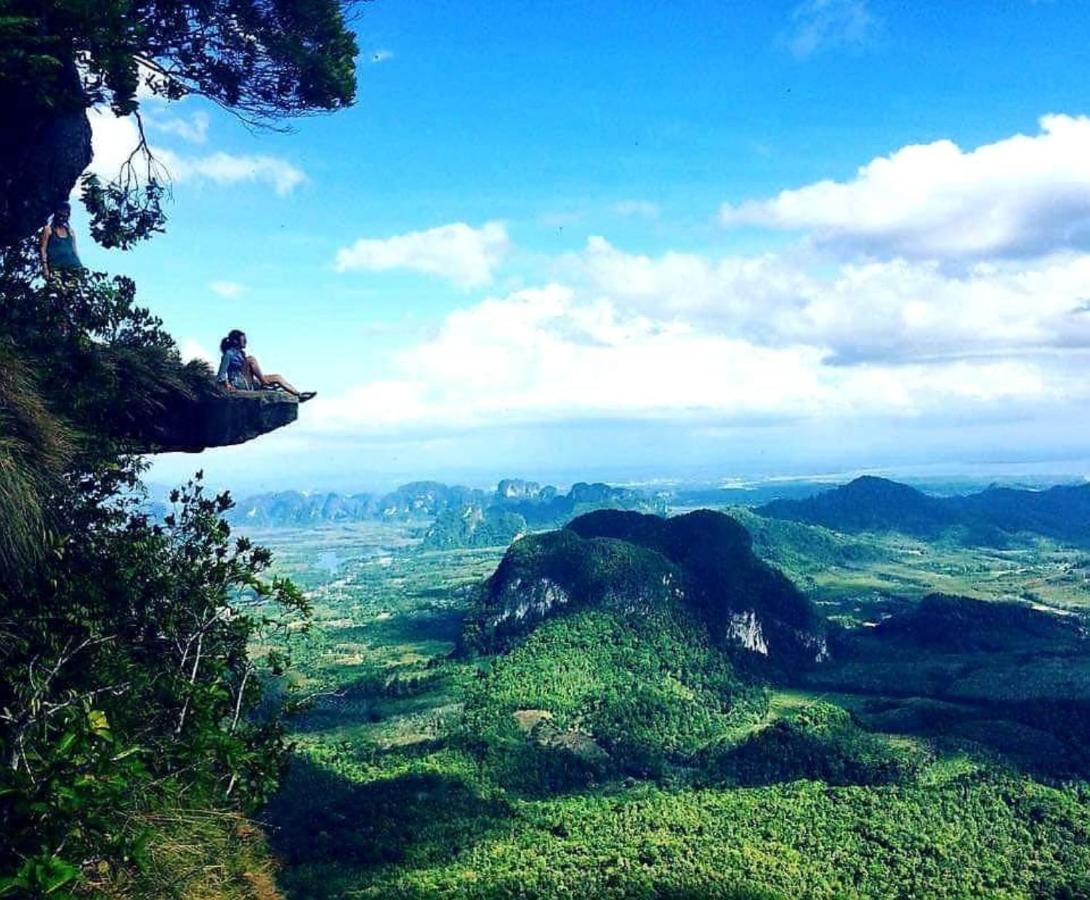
[301,283,1067,439]
[720,115,1090,261]
[614,200,660,219]
[180,338,216,367]
[87,108,144,179]
[146,110,210,144]
[334,221,511,288]
[210,280,247,299]
[784,0,878,59]
[369,49,394,64]
[87,108,305,196]
[159,150,305,195]
[574,237,1090,364]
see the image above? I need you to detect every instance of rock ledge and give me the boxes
[129,390,299,454]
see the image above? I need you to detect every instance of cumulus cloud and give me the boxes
[158,150,305,195]
[784,0,878,58]
[334,221,511,288]
[301,283,1066,439]
[87,108,305,196]
[574,237,1090,364]
[87,108,144,179]
[720,115,1090,261]
[210,280,247,299]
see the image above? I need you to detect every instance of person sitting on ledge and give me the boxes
[216,329,315,401]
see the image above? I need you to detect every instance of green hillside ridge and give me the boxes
[873,592,1085,652]
[462,608,766,784]
[228,479,665,540]
[759,474,1090,546]
[422,505,529,550]
[808,592,1090,778]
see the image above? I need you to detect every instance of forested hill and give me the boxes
[467,509,827,669]
[758,475,1090,545]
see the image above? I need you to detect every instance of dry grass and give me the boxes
[84,809,284,900]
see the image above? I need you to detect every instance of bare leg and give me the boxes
[262,373,300,395]
[244,355,299,395]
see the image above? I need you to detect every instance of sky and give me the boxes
[76,0,1090,493]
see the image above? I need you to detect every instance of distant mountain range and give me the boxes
[758,475,1090,545]
[227,478,666,538]
[225,473,1090,548]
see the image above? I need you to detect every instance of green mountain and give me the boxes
[810,592,1090,778]
[953,482,1090,543]
[467,509,828,670]
[228,478,665,536]
[758,475,1090,545]
[758,476,960,537]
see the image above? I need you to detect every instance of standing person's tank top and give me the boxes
[47,227,82,271]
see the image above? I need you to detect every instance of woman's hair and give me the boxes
[220,329,246,354]
[51,202,71,221]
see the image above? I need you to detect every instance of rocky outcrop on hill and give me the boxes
[466,528,683,651]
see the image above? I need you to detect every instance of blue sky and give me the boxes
[77,0,1090,492]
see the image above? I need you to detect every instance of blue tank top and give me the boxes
[47,227,82,270]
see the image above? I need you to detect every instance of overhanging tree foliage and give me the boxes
[0,0,362,245]
[1,0,360,122]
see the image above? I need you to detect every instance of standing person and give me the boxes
[39,202,84,280]
[216,329,315,401]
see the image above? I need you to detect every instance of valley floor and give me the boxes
[251,518,1090,899]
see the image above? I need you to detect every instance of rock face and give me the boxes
[129,390,299,454]
[0,61,93,246]
[466,528,683,652]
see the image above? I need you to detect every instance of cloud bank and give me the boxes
[301,116,1090,456]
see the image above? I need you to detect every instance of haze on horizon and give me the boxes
[69,0,1090,494]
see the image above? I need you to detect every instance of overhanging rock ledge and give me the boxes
[126,390,299,454]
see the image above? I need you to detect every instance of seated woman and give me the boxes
[216,330,315,401]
